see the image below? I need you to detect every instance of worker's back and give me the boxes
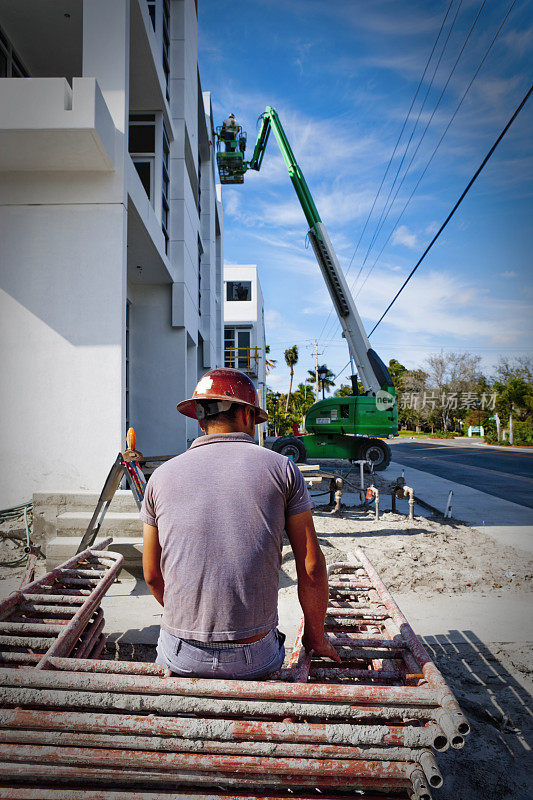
[140,432,312,643]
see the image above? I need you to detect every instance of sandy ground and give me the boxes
[1,488,532,799]
[277,468,532,800]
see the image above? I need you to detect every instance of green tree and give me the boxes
[306,364,335,398]
[334,384,354,397]
[493,376,533,422]
[334,378,364,396]
[291,382,316,423]
[284,345,299,414]
[388,358,408,389]
[266,389,287,436]
[264,344,277,376]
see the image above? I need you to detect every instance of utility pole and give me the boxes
[314,340,319,399]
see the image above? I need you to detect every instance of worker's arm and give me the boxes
[142,523,165,606]
[286,510,340,663]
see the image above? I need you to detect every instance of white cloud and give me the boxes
[358,269,531,346]
[499,271,517,278]
[392,225,418,249]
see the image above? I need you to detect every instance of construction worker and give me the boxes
[141,367,340,679]
[220,112,239,152]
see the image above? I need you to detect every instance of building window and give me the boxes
[226,281,252,302]
[146,0,156,31]
[224,327,254,372]
[197,158,202,215]
[198,237,203,315]
[0,25,29,77]
[162,123,170,253]
[129,114,156,204]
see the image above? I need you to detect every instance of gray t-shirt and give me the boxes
[140,432,314,642]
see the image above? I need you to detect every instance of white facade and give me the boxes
[223,265,267,430]
[0,0,223,508]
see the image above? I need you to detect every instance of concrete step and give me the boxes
[45,536,143,571]
[34,490,139,514]
[55,511,142,538]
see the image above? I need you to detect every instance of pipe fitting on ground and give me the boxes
[366,485,379,520]
[395,484,415,519]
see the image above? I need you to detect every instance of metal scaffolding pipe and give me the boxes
[0,742,423,784]
[0,667,442,707]
[0,761,414,791]
[0,730,440,768]
[0,686,440,723]
[0,789,415,800]
[0,539,113,617]
[0,789,405,800]
[0,708,446,750]
[352,549,470,739]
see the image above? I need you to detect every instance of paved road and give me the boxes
[389,440,533,509]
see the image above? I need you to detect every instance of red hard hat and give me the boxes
[177,368,268,423]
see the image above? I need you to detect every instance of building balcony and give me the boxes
[224,346,262,378]
[0,77,115,171]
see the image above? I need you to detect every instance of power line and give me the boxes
[349,0,456,279]
[351,0,487,300]
[368,83,532,337]
[320,0,477,348]
[354,0,518,300]
[315,0,456,346]
[320,0,486,346]
[356,0,466,282]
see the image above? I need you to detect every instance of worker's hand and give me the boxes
[302,632,341,663]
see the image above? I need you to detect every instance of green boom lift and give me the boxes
[216,107,398,469]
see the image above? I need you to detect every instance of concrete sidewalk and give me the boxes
[100,577,533,666]
[386,460,532,554]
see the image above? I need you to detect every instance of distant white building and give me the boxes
[0,0,223,508]
[223,265,267,433]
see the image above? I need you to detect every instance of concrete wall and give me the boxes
[0,0,223,506]
[0,204,126,507]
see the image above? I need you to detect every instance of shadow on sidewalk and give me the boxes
[421,629,532,800]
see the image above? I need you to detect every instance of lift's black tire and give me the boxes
[358,439,391,471]
[272,436,307,463]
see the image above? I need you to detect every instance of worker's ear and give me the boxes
[242,404,255,428]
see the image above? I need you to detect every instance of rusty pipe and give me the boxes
[0,788,405,800]
[0,708,448,750]
[34,551,123,669]
[0,538,113,614]
[0,666,442,708]
[351,549,470,739]
[0,687,443,724]
[0,742,424,784]
[0,730,442,767]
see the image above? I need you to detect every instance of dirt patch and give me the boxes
[280,508,532,597]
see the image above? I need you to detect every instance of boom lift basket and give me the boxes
[215,125,247,184]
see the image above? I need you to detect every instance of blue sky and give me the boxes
[198,0,532,392]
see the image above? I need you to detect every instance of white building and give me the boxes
[0,0,224,508]
[223,265,267,433]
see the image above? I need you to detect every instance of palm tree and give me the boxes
[306,364,334,398]
[265,345,277,375]
[284,345,299,413]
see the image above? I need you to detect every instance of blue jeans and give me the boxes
[156,628,286,679]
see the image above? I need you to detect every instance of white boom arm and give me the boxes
[308,223,390,396]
